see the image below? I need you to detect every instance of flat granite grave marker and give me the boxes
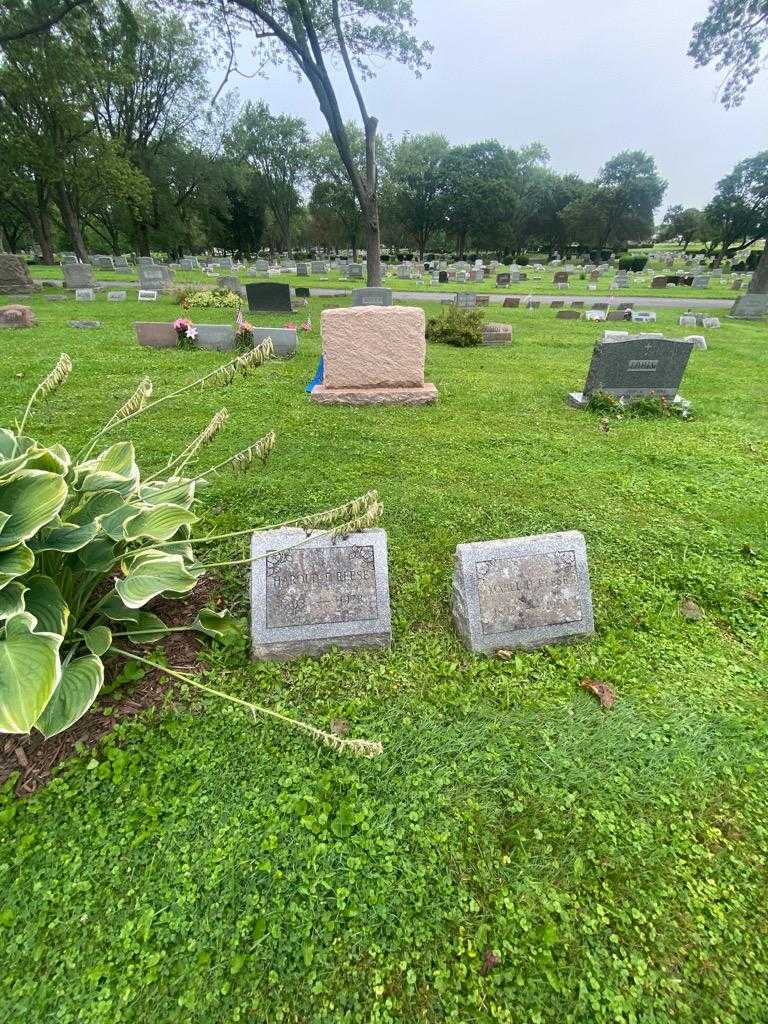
[452,530,594,654]
[496,272,511,287]
[250,528,391,660]
[245,282,293,313]
[352,287,393,307]
[137,290,158,302]
[568,334,694,407]
[456,292,477,307]
[556,309,580,319]
[75,288,95,301]
[107,290,127,301]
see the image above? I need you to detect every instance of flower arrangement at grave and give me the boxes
[174,317,198,349]
[234,308,254,351]
[0,349,383,756]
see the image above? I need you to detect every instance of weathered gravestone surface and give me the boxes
[245,282,293,313]
[75,288,95,301]
[452,530,594,654]
[250,528,391,660]
[556,309,581,320]
[195,324,236,351]
[550,300,564,309]
[217,275,244,295]
[692,275,709,288]
[553,270,569,285]
[496,273,511,287]
[249,326,297,358]
[68,319,101,329]
[352,287,393,307]
[310,305,437,406]
[0,254,35,294]
[482,323,513,346]
[107,291,127,301]
[0,304,36,327]
[651,276,668,289]
[605,310,628,322]
[137,290,158,302]
[296,263,309,277]
[456,292,477,307]
[139,265,174,292]
[568,334,694,407]
[63,263,95,290]
[503,297,520,308]
[347,264,364,279]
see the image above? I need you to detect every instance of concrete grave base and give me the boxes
[567,391,688,409]
[310,383,438,406]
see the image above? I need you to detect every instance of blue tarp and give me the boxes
[306,355,324,393]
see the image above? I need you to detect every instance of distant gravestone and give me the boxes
[553,270,569,285]
[651,276,668,289]
[310,261,327,275]
[496,273,511,287]
[250,528,392,660]
[631,310,657,323]
[568,334,694,407]
[0,304,36,327]
[605,310,628,322]
[438,271,449,284]
[137,290,158,301]
[0,254,35,294]
[68,319,101,329]
[63,263,95,290]
[585,309,606,321]
[482,322,513,346]
[107,290,127,301]
[679,314,697,327]
[456,292,477,307]
[550,299,564,309]
[692,275,710,288]
[139,265,174,291]
[452,531,595,654]
[352,287,393,307]
[503,297,520,308]
[297,263,309,277]
[347,264,364,279]
[75,288,95,301]
[248,326,297,358]
[245,282,293,313]
[556,309,580,320]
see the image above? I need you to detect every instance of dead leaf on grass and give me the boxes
[579,678,615,709]
[679,598,704,620]
[330,719,349,736]
[495,649,514,660]
[479,949,501,976]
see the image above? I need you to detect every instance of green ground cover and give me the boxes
[1,292,767,1023]
[26,264,741,301]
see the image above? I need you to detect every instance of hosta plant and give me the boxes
[0,349,383,756]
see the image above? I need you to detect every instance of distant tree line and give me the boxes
[1,0,765,264]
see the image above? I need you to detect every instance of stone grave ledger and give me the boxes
[245,282,293,313]
[352,287,393,307]
[568,334,694,408]
[250,528,392,660]
[452,530,595,654]
[310,305,438,406]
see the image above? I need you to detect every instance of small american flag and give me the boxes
[301,318,311,332]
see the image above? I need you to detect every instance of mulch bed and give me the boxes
[0,577,223,796]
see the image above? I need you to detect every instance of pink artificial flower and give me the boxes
[174,317,190,331]
[284,322,297,330]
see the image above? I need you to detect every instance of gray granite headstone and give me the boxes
[352,287,393,307]
[68,319,101,328]
[455,292,477,307]
[107,290,127,301]
[245,282,293,313]
[249,326,297,358]
[139,265,174,291]
[250,528,391,660]
[137,290,157,301]
[452,530,594,654]
[63,264,95,290]
[568,334,694,407]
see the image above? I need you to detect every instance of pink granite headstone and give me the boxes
[310,306,438,405]
[0,304,36,327]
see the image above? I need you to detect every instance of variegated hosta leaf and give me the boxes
[36,655,104,739]
[140,479,195,509]
[0,582,26,621]
[75,537,117,572]
[68,489,124,526]
[0,612,62,734]
[98,593,172,643]
[0,543,34,590]
[0,428,18,459]
[0,469,68,551]
[193,608,240,640]
[76,442,140,497]
[30,519,99,553]
[24,445,70,477]
[84,625,112,657]
[116,549,202,609]
[24,576,69,637]
[122,503,197,542]
[99,503,139,541]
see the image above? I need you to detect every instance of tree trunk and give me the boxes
[362,116,381,286]
[56,181,88,261]
[730,244,768,318]
[134,219,151,257]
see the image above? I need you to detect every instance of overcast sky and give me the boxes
[229,0,768,213]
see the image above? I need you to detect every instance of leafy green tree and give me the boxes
[307,126,365,256]
[704,153,768,259]
[227,102,309,253]
[172,0,431,284]
[381,133,449,258]
[689,2,768,312]
[657,205,707,250]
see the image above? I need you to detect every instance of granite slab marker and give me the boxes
[250,528,392,660]
[568,333,694,407]
[452,530,594,654]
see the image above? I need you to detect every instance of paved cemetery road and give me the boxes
[310,287,734,310]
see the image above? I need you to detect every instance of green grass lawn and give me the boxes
[1,292,767,1023]
[26,263,742,301]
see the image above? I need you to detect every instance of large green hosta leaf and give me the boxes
[0,470,68,551]
[76,442,139,497]
[0,612,62,734]
[30,519,99,553]
[99,593,168,643]
[0,583,26,621]
[122,503,197,542]
[24,576,69,637]
[36,655,104,739]
[116,549,202,609]
[75,537,117,573]
[0,544,34,589]
[68,490,124,525]
[141,479,195,508]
